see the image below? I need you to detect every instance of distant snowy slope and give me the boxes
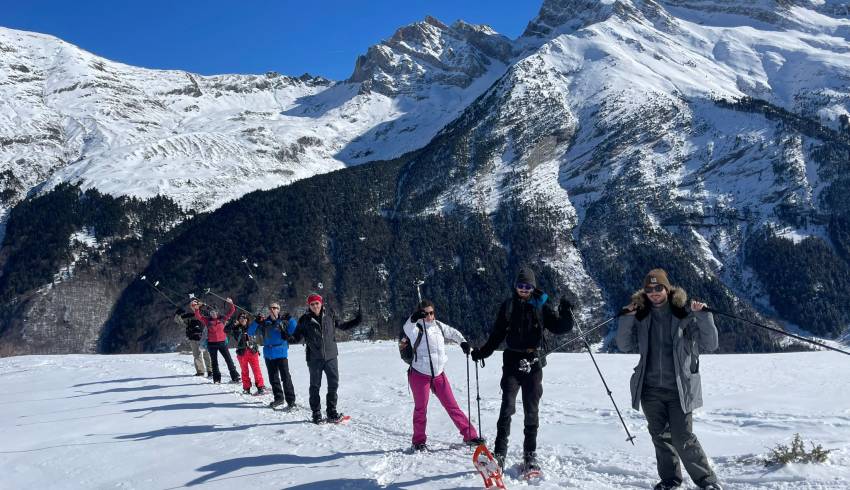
[2,342,849,489]
[0,19,509,218]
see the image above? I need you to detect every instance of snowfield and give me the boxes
[2,341,848,489]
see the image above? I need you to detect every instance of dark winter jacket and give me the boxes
[248,315,297,360]
[194,303,236,343]
[616,287,718,414]
[293,306,362,362]
[477,291,574,365]
[175,310,204,341]
[229,322,256,356]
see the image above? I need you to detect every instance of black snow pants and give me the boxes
[493,356,543,457]
[308,357,340,416]
[206,341,239,383]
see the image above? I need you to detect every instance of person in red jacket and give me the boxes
[192,298,240,384]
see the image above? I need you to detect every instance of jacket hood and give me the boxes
[631,286,688,320]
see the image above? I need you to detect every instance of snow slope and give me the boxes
[2,341,848,489]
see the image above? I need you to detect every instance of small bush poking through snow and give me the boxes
[764,433,832,467]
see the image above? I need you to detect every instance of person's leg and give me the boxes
[494,369,520,457]
[202,348,212,374]
[208,343,222,382]
[265,357,284,402]
[249,351,265,389]
[237,354,251,390]
[668,396,718,487]
[408,369,432,445]
[641,387,683,485]
[431,372,478,441]
[519,367,543,455]
[279,358,296,406]
[325,358,340,416]
[308,359,323,414]
[220,346,239,381]
[190,340,204,374]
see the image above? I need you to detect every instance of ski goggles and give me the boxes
[644,284,666,293]
[515,283,534,291]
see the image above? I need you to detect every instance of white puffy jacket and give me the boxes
[403,318,466,377]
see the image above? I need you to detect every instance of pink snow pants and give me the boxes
[237,349,265,391]
[408,369,478,445]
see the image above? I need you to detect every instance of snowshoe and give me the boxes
[325,413,351,425]
[521,452,542,479]
[472,444,507,489]
[311,412,323,424]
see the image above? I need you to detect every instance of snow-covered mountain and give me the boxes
[0,18,510,223]
[3,342,849,488]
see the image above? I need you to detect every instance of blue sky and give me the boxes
[3,1,542,80]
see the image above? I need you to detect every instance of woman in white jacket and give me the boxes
[403,299,484,451]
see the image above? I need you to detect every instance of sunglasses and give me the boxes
[644,285,665,293]
[515,283,534,291]
[309,302,322,307]
[423,310,435,317]
[269,306,280,310]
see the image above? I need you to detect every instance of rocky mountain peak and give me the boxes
[348,16,512,96]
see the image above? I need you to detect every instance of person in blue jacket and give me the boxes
[248,302,298,410]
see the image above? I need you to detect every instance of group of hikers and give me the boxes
[174,266,722,490]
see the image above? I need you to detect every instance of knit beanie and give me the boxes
[515,267,537,288]
[643,268,672,290]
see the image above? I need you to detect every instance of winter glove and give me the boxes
[460,341,471,355]
[410,309,427,322]
[470,348,484,362]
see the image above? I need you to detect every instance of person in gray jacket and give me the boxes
[617,269,722,490]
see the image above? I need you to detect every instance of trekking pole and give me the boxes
[203,288,253,315]
[573,311,636,445]
[705,307,850,356]
[474,359,484,439]
[545,316,617,358]
[140,276,180,308]
[466,352,473,439]
[242,258,272,310]
[414,279,424,303]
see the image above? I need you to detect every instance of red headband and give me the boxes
[307,294,323,305]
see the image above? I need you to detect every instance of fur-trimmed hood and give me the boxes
[630,286,689,320]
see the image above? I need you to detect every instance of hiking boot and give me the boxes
[206,372,213,378]
[242,388,251,395]
[194,372,205,377]
[326,411,342,423]
[312,411,323,424]
[229,377,241,384]
[412,443,429,452]
[255,386,266,395]
[493,452,506,469]
[700,484,722,490]
[268,399,286,409]
[523,452,540,472]
[464,437,486,446]
[281,403,298,413]
[653,480,682,490]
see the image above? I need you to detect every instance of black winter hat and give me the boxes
[515,267,537,288]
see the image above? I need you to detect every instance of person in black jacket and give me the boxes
[471,267,574,472]
[174,299,211,376]
[292,293,362,424]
